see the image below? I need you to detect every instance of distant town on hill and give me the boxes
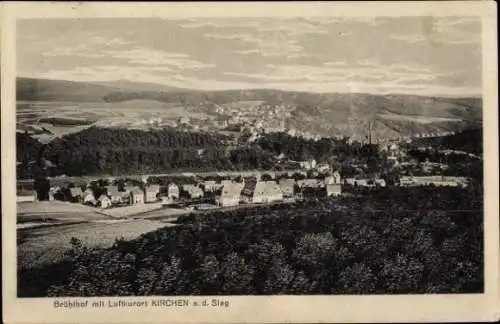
[17,77,482,141]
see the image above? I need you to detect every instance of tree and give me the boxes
[292,232,337,277]
[154,257,182,295]
[261,173,273,181]
[198,255,221,294]
[379,254,424,293]
[335,262,376,294]
[220,253,255,294]
[262,260,296,294]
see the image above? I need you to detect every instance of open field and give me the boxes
[99,202,164,218]
[377,111,463,124]
[17,99,209,125]
[17,201,108,222]
[16,200,296,269]
[18,219,174,268]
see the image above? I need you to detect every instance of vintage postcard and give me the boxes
[2,1,499,323]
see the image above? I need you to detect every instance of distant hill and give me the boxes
[92,79,188,93]
[16,77,482,139]
[17,78,113,103]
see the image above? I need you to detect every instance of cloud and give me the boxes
[41,44,106,58]
[103,47,215,69]
[41,36,131,58]
[18,17,482,96]
[389,17,481,45]
[203,33,244,40]
[224,62,440,86]
[179,19,260,29]
[91,36,130,46]
[255,20,330,36]
[205,30,307,58]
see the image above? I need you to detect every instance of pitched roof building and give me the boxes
[145,184,160,202]
[216,182,244,207]
[106,185,129,203]
[98,194,112,209]
[297,179,324,188]
[326,184,342,197]
[241,180,283,204]
[129,186,145,204]
[181,184,204,199]
[278,179,296,197]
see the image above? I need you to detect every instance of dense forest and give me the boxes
[16,128,379,177]
[16,126,482,179]
[18,186,483,297]
[409,128,483,155]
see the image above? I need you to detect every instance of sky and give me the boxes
[17,17,482,96]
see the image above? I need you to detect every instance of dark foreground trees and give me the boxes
[18,186,483,297]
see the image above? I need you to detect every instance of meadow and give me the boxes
[18,218,172,269]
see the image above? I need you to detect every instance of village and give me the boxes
[17,158,472,219]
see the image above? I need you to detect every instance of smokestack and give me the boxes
[368,120,372,145]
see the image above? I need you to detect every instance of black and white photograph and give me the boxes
[2,2,499,323]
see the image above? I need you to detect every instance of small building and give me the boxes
[83,189,97,206]
[241,180,283,204]
[145,184,160,203]
[83,187,94,197]
[98,195,112,209]
[181,184,204,199]
[167,183,180,200]
[69,187,83,203]
[202,180,222,193]
[331,171,341,184]
[297,179,324,188]
[326,184,342,197]
[49,186,61,201]
[355,179,374,187]
[343,178,356,185]
[324,176,335,185]
[316,163,331,173]
[105,186,128,204]
[278,179,296,198]
[216,182,243,207]
[129,187,145,204]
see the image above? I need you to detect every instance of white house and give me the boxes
[82,188,96,205]
[181,184,204,199]
[216,182,243,207]
[145,184,160,203]
[202,180,222,192]
[167,183,180,200]
[98,195,112,209]
[241,180,283,204]
[129,187,145,204]
[326,184,342,197]
[106,186,127,204]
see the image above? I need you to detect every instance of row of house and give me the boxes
[215,176,343,207]
[343,178,387,187]
[399,176,469,187]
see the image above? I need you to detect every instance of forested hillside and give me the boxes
[16,126,483,178]
[410,128,483,155]
[18,186,483,296]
